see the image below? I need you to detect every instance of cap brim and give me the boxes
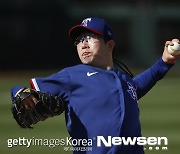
[69,25,104,41]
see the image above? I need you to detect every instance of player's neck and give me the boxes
[103,58,114,70]
[92,60,114,70]
[105,64,114,70]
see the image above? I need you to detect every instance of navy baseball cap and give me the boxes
[69,17,114,41]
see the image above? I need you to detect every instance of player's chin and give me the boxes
[81,61,92,65]
[81,57,93,64]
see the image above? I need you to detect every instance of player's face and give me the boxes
[75,32,113,68]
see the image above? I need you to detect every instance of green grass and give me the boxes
[139,77,180,154]
[0,70,180,154]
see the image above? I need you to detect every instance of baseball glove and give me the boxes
[11,88,64,128]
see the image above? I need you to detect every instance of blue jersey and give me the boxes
[11,58,173,154]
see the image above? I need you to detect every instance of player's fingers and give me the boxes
[24,104,29,109]
[24,101,34,109]
[21,100,30,109]
[21,97,35,109]
[165,41,173,47]
[171,38,179,43]
[32,97,38,105]
[28,95,38,107]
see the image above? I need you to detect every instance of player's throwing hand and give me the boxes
[162,38,180,64]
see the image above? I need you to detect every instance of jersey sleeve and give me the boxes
[30,69,71,101]
[11,85,25,101]
[133,58,174,100]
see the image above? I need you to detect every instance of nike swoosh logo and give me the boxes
[87,72,98,76]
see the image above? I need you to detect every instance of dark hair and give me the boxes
[113,57,134,77]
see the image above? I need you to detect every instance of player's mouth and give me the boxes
[82,52,91,59]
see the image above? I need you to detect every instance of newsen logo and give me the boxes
[97,136,168,150]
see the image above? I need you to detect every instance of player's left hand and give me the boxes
[162,38,180,64]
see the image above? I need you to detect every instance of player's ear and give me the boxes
[107,40,115,53]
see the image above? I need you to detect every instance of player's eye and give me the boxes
[74,34,103,46]
[86,36,92,40]
[74,37,82,46]
[74,35,92,46]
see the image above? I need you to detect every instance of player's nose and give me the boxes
[81,43,89,49]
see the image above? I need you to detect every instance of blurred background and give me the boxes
[0,0,180,154]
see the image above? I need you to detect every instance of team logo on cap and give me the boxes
[81,18,91,27]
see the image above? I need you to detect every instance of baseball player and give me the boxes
[11,17,180,154]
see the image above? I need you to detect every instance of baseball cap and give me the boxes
[69,17,114,41]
